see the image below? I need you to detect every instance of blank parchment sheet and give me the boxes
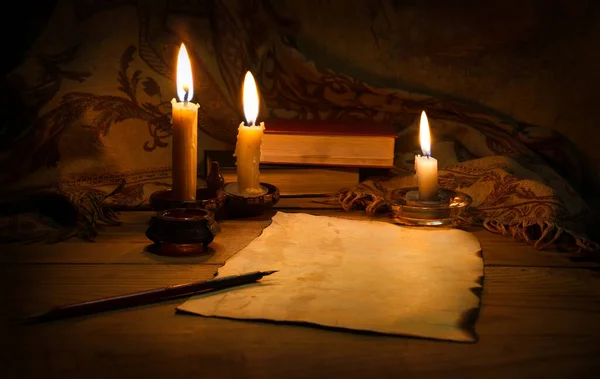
[179,212,483,342]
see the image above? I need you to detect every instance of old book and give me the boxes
[205,150,360,196]
[260,119,397,167]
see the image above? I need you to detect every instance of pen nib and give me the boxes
[261,270,278,276]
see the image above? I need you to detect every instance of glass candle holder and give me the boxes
[386,187,472,227]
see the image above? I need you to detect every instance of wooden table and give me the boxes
[2,198,599,378]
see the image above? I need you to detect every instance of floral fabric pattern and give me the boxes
[0,0,597,251]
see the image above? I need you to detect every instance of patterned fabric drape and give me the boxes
[0,0,597,251]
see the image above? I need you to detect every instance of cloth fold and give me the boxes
[0,182,124,243]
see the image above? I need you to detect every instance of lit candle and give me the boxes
[171,43,200,201]
[234,71,265,196]
[415,111,438,200]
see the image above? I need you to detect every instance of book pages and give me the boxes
[178,212,483,342]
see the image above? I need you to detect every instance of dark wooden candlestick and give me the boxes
[206,161,225,197]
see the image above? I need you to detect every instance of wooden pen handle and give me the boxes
[32,271,271,321]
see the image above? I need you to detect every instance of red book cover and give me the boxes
[263,119,398,138]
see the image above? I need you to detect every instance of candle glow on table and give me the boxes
[234,71,266,196]
[171,43,200,201]
[415,111,439,200]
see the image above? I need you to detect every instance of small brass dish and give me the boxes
[222,182,280,217]
[145,208,220,256]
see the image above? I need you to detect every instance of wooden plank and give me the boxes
[2,210,595,268]
[2,266,599,378]
[1,264,218,318]
[3,265,599,329]
[4,310,598,379]
[0,219,272,265]
[3,265,598,326]
[470,229,597,268]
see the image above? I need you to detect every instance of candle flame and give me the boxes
[176,43,194,103]
[242,71,259,126]
[419,110,431,156]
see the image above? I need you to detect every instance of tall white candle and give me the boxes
[171,43,200,201]
[415,111,438,200]
[234,71,265,196]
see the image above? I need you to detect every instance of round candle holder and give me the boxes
[149,187,227,212]
[386,187,472,227]
[145,208,221,256]
[222,182,280,217]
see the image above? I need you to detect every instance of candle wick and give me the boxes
[183,84,189,106]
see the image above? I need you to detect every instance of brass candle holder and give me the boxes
[222,182,280,218]
[204,160,281,218]
[386,187,472,227]
[149,162,228,213]
[146,162,227,256]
